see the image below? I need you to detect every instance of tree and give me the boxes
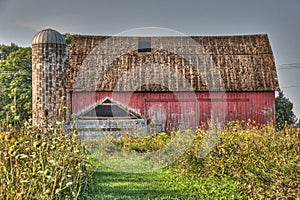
[0,47,32,126]
[63,33,72,45]
[275,90,297,129]
[0,43,19,61]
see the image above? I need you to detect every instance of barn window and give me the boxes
[138,37,151,52]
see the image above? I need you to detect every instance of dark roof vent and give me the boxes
[138,37,151,52]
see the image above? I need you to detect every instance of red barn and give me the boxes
[66,34,279,133]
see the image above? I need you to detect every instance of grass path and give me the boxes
[85,165,243,200]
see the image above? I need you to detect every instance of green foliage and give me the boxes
[0,43,19,61]
[0,47,32,127]
[63,33,72,45]
[174,121,300,198]
[87,164,243,200]
[276,90,298,129]
[107,122,300,199]
[0,122,91,199]
[110,132,174,153]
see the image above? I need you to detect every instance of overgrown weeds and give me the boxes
[1,118,299,199]
[0,120,91,199]
[108,121,300,199]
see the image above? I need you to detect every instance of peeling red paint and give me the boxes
[71,91,275,129]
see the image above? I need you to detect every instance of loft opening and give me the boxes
[78,98,141,120]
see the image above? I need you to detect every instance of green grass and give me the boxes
[85,161,243,200]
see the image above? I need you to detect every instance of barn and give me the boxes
[32,29,279,134]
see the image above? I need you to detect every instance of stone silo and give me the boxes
[32,29,68,126]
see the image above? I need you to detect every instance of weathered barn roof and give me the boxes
[68,34,279,92]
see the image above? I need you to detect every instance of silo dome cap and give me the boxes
[32,28,66,45]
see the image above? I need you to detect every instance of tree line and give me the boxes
[0,43,32,127]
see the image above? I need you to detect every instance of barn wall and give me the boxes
[71,91,275,128]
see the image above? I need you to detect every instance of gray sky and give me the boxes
[1,0,300,117]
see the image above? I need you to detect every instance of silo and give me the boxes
[32,29,68,127]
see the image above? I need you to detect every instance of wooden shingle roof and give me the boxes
[68,34,279,92]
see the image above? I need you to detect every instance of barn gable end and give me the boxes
[75,97,142,120]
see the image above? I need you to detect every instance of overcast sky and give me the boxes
[1,0,300,117]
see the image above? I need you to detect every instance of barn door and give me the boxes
[167,101,198,131]
[145,100,197,132]
[145,101,168,132]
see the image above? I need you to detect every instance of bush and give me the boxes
[0,121,91,199]
[108,121,300,199]
[109,132,175,153]
[174,121,300,199]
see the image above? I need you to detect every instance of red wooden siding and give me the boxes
[71,92,275,128]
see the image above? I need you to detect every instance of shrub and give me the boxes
[174,121,300,199]
[109,132,175,153]
[107,122,300,198]
[0,121,91,199]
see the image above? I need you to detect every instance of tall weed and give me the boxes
[0,120,91,199]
